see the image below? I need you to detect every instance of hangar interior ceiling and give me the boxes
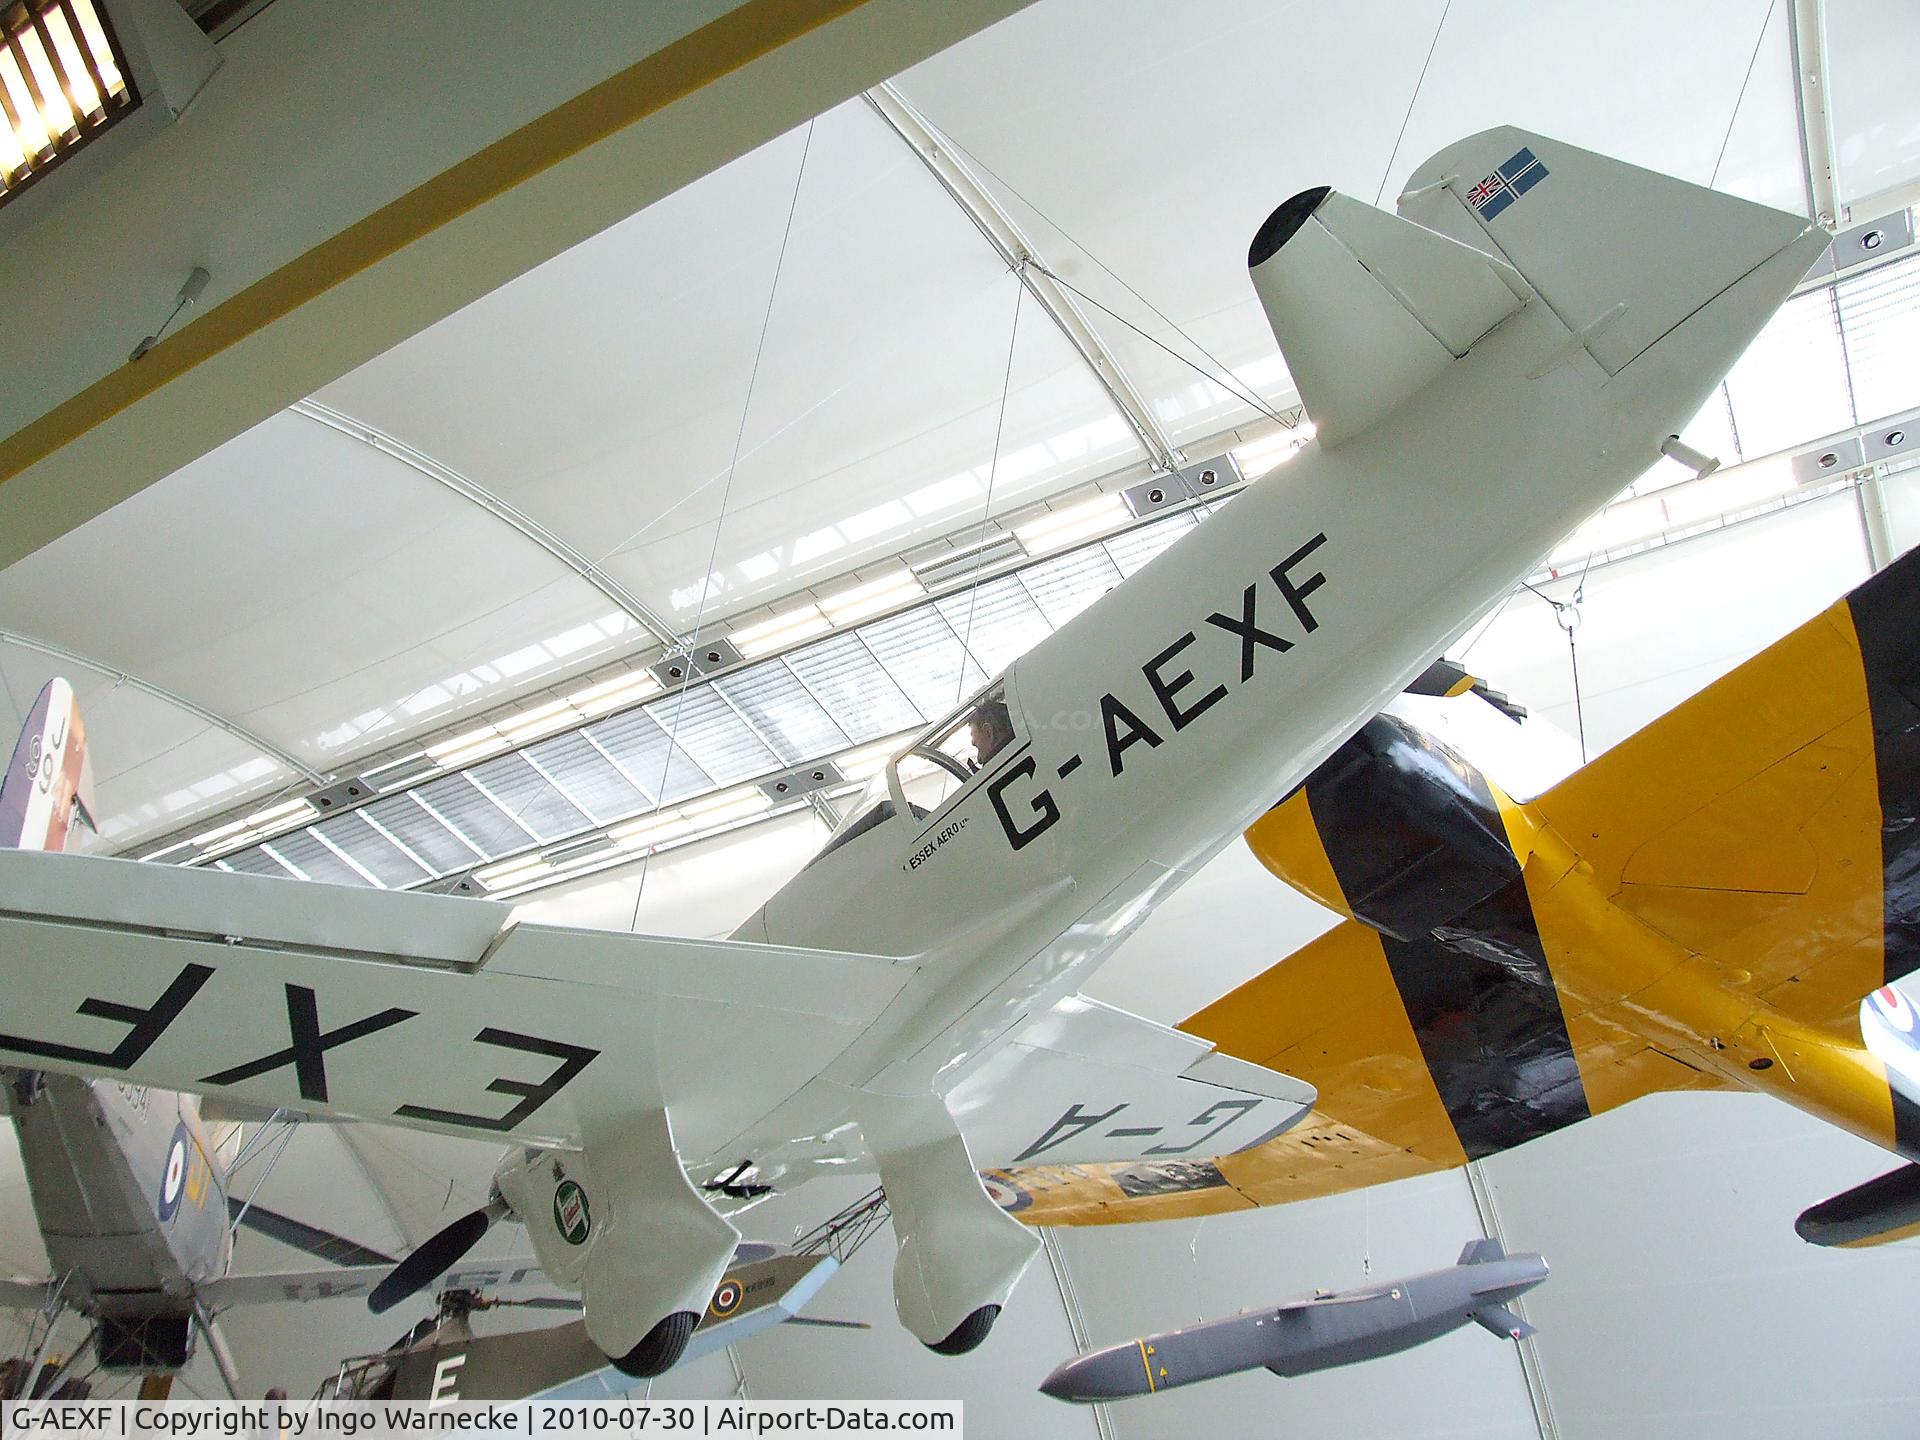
[3,0,1920,1434]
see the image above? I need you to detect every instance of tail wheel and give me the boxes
[924,1304,1000,1357]
[607,1311,699,1378]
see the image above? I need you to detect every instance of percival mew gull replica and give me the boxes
[0,127,1824,1376]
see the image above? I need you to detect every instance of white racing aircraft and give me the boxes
[0,128,1823,1377]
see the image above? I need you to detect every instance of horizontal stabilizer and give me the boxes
[1796,1163,1920,1248]
[1472,1303,1535,1341]
[201,1264,393,1307]
[1247,186,1523,448]
[1400,127,1817,376]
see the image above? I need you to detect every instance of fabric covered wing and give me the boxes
[947,993,1314,1171]
[0,851,913,1158]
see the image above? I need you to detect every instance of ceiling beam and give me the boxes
[0,627,326,784]
[863,82,1182,475]
[291,400,683,649]
[1788,0,1842,228]
[0,0,1039,571]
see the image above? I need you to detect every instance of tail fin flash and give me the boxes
[1458,1238,1506,1266]
[1246,185,1524,448]
[1399,127,1820,377]
[0,679,95,854]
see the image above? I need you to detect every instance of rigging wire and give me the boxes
[1710,0,1780,189]
[952,279,1027,704]
[1374,0,1452,208]
[922,125,1296,430]
[1521,556,1595,763]
[628,119,817,931]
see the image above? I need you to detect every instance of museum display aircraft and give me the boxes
[0,127,1825,1377]
[0,681,411,1398]
[988,546,1920,1254]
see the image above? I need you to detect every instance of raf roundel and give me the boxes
[157,1124,189,1221]
[710,1278,744,1318]
[1873,986,1915,1034]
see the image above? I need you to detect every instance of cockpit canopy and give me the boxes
[806,682,1019,868]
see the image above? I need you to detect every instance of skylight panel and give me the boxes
[586,707,712,804]
[523,730,649,825]
[266,829,372,887]
[858,606,986,716]
[467,752,591,843]
[933,574,1051,674]
[1103,510,1196,577]
[414,774,535,859]
[643,686,779,786]
[313,810,430,889]
[712,662,849,764]
[781,632,923,742]
[364,792,482,875]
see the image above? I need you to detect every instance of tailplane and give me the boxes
[0,679,94,854]
[1249,126,1822,450]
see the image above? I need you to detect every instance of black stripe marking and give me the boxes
[1846,546,1920,991]
[1305,715,1589,1160]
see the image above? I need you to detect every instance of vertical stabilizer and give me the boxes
[0,679,94,853]
[1458,1238,1506,1266]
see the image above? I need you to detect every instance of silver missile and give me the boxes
[1040,1239,1548,1403]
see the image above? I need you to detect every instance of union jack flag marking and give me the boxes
[1466,147,1548,221]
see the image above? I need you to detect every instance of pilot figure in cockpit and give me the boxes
[968,696,1016,771]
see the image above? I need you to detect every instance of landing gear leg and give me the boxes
[858,1095,1040,1354]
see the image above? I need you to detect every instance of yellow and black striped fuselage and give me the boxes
[993,546,1920,1229]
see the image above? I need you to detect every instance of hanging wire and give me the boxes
[1521,559,1594,763]
[628,119,816,930]
[1709,0,1780,189]
[923,127,1297,430]
[951,278,1027,704]
[1374,0,1452,207]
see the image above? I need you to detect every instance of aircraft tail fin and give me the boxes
[1458,1237,1506,1266]
[1246,185,1524,449]
[0,679,94,854]
[1398,128,1821,379]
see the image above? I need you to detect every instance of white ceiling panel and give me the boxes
[1827,0,1920,208]
[0,411,622,779]
[899,0,1811,448]
[0,643,293,852]
[320,99,1142,634]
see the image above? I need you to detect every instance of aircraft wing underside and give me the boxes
[0,849,915,1158]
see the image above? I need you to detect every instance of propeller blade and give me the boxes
[368,1204,502,1315]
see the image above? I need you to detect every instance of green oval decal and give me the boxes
[553,1179,591,1245]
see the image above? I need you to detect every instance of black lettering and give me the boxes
[396,1029,598,1132]
[1145,1098,1261,1155]
[1144,631,1227,731]
[1205,583,1293,681]
[1014,1103,1128,1162]
[986,755,1061,851]
[1271,532,1329,632]
[201,984,414,1102]
[1100,693,1163,776]
[0,962,213,1070]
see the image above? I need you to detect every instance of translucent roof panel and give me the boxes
[362,792,482,876]
[586,708,712,804]
[523,731,650,826]
[467,752,591,844]
[713,662,851,765]
[781,633,924,742]
[1016,543,1124,629]
[932,574,1051,676]
[1838,252,1920,424]
[266,830,371,887]
[858,604,987,717]
[315,811,432,889]
[1827,0,1920,207]
[643,687,780,785]
[1724,289,1855,458]
[413,774,535,859]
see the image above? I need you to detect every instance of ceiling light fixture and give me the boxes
[730,603,831,659]
[818,570,925,626]
[1013,494,1130,556]
[0,0,135,204]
